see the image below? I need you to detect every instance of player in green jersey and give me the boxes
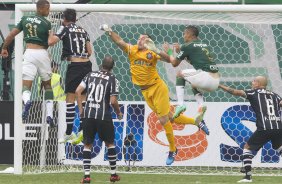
[0,0,54,127]
[145,25,219,130]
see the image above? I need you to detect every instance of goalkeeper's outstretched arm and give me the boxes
[100,24,128,50]
[219,84,246,98]
[144,39,181,66]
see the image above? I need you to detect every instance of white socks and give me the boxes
[46,100,54,118]
[195,93,204,107]
[176,86,184,106]
[22,90,31,104]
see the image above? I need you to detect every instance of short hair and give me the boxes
[63,8,76,22]
[102,56,114,71]
[36,0,49,9]
[185,25,199,37]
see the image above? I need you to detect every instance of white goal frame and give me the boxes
[14,4,282,175]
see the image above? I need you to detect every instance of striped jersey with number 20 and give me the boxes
[81,70,119,121]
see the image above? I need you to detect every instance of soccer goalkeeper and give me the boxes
[100,24,209,165]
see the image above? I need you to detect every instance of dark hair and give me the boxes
[36,0,49,9]
[102,56,114,71]
[63,8,76,22]
[185,25,199,37]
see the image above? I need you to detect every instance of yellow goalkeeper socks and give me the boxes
[174,114,195,125]
[163,122,176,152]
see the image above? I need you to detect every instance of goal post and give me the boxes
[14,4,282,175]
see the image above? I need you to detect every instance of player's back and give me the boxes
[179,40,218,73]
[17,15,51,47]
[56,23,90,59]
[83,70,118,121]
[245,88,282,130]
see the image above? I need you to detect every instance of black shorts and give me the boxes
[83,118,115,145]
[247,129,282,151]
[65,61,92,93]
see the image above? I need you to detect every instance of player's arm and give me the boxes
[100,24,128,50]
[219,84,247,98]
[1,28,21,58]
[110,77,123,120]
[110,95,123,120]
[86,41,92,57]
[144,39,181,66]
[75,82,86,117]
[48,30,60,46]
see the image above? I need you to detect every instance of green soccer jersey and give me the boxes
[16,14,51,47]
[176,40,218,73]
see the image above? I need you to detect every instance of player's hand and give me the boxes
[79,107,84,118]
[162,42,170,53]
[173,43,181,53]
[144,38,160,54]
[117,112,123,120]
[99,24,112,32]
[1,49,8,58]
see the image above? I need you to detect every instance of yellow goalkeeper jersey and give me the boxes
[124,44,161,86]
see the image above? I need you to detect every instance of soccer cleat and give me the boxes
[80,177,91,183]
[198,120,210,135]
[58,132,76,144]
[166,148,178,165]
[172,105,187,119]
[46,116,55,128]
[237,176,252,183]
[72,131,83,145]
[195,106,207,126]
[22,100,32,120]
[110,174,120,182]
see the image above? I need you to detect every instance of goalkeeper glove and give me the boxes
[99,24,112,35]
[144,38,160,54]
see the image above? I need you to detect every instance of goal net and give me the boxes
[14,4,282,176]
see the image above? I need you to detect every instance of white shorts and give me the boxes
[181,69,219,92]
[23,49,52,81]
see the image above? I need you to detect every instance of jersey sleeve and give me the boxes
[176,44,189,61]
[85,31,90,42]
[244,89,255,100]
[55,26,67,40]
[110,76,119,96]
[123,44,132,55]
[15,16,24,31]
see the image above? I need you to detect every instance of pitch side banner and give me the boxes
[60,102,282,168]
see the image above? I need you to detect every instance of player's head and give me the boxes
[36,0,50,17]
[63,8,76,25]
[137,34,152,50]
[102,55,115,71]
[252,76,268,89]
[184,25,199,42]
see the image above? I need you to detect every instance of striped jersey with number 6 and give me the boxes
[82,70,119,120]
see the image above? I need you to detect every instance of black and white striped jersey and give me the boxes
[245,88,282,130]
[80,70,119,121]
[55,23,90,60]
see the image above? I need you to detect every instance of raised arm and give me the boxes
[100,24,128,50]
[144,39,181,67]
[219,84,247,98]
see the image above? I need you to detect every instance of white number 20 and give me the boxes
[87,83,104,103]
